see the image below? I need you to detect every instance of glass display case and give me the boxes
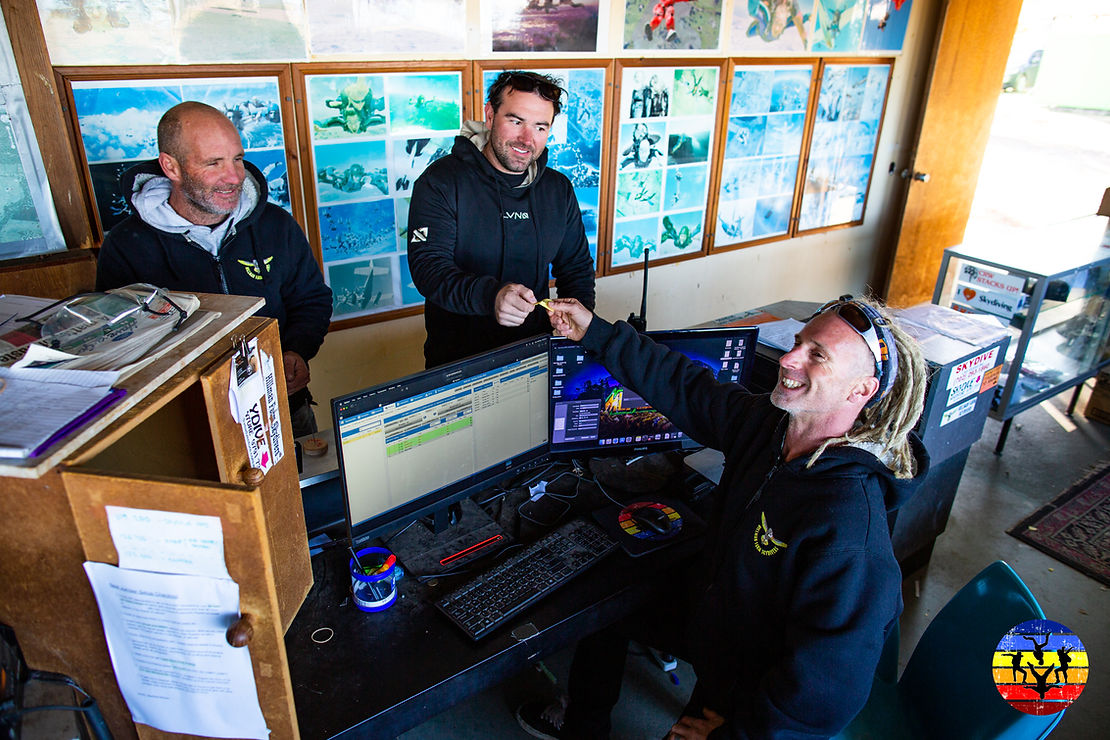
[933,216,1110,452]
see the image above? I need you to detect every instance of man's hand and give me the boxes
[283,351,310,395]
[547,298,593,341]
[666,708,724,740]
[494,283,538,327]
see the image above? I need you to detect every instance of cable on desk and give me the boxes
[381,518,420,546]
[587,471,627,509]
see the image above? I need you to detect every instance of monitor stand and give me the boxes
[387,498,508,576]
[589,451,680,496]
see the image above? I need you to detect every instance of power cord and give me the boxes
[0,671,112,740]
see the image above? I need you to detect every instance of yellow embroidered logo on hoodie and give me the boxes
[238,257,273,280]
[754,511,788,556]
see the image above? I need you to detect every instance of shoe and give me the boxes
[644,22,653,41]
[516,699,566,740]
[666,29,678,42]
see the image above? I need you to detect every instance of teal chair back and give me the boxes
[837,561,1064,740]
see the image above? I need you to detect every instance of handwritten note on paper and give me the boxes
[84,563,269,739]
[106,506,229,579]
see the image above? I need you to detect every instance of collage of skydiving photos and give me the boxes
[612,66,718,268]
[307,72,461,320]
[800,63,891,229]
[53,0,912,325]
[716,65,813,245]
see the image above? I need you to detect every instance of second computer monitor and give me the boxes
[333,335,550,546]
[548,326,760,459]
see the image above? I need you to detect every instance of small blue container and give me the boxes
[349,546,400,612]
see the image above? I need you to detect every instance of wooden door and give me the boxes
[884,0,1025,307]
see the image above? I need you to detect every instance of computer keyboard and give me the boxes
[434,518,619,641]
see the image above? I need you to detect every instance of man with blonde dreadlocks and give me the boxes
[517,295,929,740]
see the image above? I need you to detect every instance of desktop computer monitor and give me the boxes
[548,327,759,459]
[332,335,550,546]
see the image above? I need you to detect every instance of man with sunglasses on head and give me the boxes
[408,71,595,368]
[517,295,930,740]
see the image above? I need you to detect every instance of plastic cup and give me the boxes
[349,546,399,612]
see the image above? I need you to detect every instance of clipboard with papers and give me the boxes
[0,366,126,459]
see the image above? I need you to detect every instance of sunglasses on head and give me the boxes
[495,71,563,105]
[811,296,887,381]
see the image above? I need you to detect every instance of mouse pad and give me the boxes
[591,498,705,557]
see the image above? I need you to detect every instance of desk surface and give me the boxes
[285,459,706,739]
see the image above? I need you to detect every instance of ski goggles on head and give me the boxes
[810,295,899,408]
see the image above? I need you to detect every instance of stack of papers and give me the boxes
[0,366,124,459]
[0,285,201,375]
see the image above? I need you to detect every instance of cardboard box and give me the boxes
[1084,370,1110,425]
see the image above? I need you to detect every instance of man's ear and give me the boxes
[158,152,181,183]
[484,101,495,123]
[851,375,880,405]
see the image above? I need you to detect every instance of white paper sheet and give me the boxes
[0,366,121,457]
[83,563,269,739]
[755,318,806,352]
[106,506,230,579]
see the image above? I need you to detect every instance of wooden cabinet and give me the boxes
[0,294,310,739]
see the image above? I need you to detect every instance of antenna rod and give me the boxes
[639,247,649,321]
[627,247,649,332]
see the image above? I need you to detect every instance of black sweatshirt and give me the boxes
[579,317,929,739]
[407,123,595,367]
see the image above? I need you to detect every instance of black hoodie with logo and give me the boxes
[578,317,930,739]
[95,158,332,367]
[407,122,595,367]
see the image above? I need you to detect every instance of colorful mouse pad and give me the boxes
[591,498,705,557]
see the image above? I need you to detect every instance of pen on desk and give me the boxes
[371,554,396,575]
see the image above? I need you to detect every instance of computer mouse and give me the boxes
[631,506,672,535]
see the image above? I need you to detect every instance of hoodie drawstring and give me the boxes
[495,187,508,282]
[527,187,543,288]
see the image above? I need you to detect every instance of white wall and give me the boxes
[308,0,943,429]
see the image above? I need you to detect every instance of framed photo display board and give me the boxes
[55,67,300,239]
[293,64,469,326]
[477,62,613,276]
[609,61,723,273]
[798,61,892,233]
[713,60,816,250]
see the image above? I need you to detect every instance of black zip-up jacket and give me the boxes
[95,159,332,365]
[407,123,595,367]
[579,317,930,739]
